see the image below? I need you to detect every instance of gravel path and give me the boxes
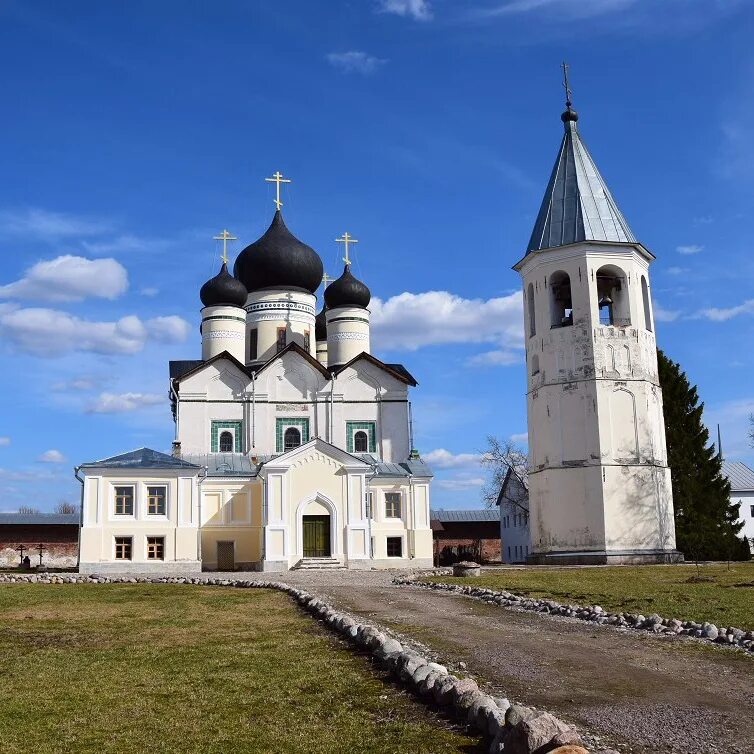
[216,569,754,754]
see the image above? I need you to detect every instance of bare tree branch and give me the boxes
[480,435,529,513]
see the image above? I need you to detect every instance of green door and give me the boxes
[303,515,331,558]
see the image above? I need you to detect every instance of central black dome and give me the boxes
[200,262,248,307]
[324,264,371,309]
[234,211,323,294]
[315,307,327,341]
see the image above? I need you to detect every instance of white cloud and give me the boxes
[696,299,754,322]
[510,432,528,445]
[653,302,680,322]
[371,290,523,359]
[0,307,191,356]
[51,377,105,392]
[424,448,483,469]
[436,476,486,491]
[140,287,159,297]
[326,51,387,75]
[0,208,110,241]
[666,266,687,276]
[377,0,433,20]
[39,449,65,463]
[0,437,10,447]
[87,392,164,414]
[467,349,522,367]
[676,244,704,255]
[470,0,635,19]
[0,255,128,302]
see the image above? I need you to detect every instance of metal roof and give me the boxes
[80,447,201,470]
[183,453,263,477]
[527,113,636,253]
[722,460,754,492]
[431,509,499,523]
[0,513,79,525]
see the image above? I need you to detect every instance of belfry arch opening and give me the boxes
[641,275,652,331]
[595,265,630,326]
[549,271,573,328]
[527,283,536,337]
[284,427,302,452]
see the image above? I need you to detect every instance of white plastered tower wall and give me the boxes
[517,241,678,563]
[326,305,371,366]
[201,305,247,362]
[245,288,317,364]
[513,97,680,565]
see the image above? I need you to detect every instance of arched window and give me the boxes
[549,271,573,328]
[527,283,536,337]
[531,354,540,375]
[284,427,301,452]
[595,265,630,326]
[219,431,234,453]
[641,276,652,332]
[354,431,368,453]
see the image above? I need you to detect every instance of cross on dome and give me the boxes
[336,232,359,266]
[213,229,238,265]
[265,171,292,211]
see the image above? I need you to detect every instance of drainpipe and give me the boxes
[169,380,180,441]
[251,371,257,450]
[329,374,336,443]
[366,473,375,559]
[74,466,84,570]
[197,467,208,565]
[408,473,415,559]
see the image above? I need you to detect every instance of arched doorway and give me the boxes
[302,515,331,557]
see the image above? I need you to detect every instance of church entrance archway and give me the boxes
[302,515,331,558]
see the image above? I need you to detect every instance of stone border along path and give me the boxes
[0,572,618,754]
[396,573,754,654]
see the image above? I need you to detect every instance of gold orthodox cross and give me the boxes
[213,229,238,265]
[322,272,334,287]
[336,232,359,266]
[265,171,292,210]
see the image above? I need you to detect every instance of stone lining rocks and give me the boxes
[0,571,615,754]
[395,575,754,655]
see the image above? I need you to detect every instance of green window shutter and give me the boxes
[346,421,376,453]
[275,418,310,453]
[211,421,243,452]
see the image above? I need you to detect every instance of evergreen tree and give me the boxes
[657,349,749,560]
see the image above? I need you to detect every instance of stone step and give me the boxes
[292,558,346,570]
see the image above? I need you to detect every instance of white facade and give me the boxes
[723,460,754,553]
[78,205,432,573]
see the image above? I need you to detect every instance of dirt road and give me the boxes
[270,570,754,754]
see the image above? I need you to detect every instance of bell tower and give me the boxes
[514,68,681,564]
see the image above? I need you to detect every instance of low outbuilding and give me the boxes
[0,513,79,569]
[430,509,501,565]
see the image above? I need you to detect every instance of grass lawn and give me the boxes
[0,585,481,754]
[423,562,754,630]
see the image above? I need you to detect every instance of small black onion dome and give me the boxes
[233,210,323,294]
[315,307,327,341]
[200,262,248,307]
[561,106,579,124]
[324,264,371,309]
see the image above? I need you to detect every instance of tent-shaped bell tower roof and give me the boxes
[527,67,637,253]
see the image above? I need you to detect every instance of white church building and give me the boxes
[77,183,433,573]
[514,80,681,564]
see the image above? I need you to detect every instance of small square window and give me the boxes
[115,537,132,560]
[249,329,258,361]
[147,536,165,561]
[114,486,134,516]
[386,537,402,558]
[385,492,402,519]
[147,486,166,516]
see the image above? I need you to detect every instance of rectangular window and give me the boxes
[114,536,132,560]
[750,505,754,517]
[346,421,376,453]
[386,536,402,558]
[367,492,374,519]
[249,328,258,361]
[385,492,402,519]
[275,418,310,453]
[147,536,165,560]
[147,486,166,516]
[114,486,134,516]
[211,421,243,453]
[304,330,310,352]
[276,327,287,353]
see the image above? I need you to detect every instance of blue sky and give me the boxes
[1,0,753,511]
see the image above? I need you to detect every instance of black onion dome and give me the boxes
[315,307,327,341]
[324,264,371,309]
[233,210,323,294]
[200,262,248,307]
